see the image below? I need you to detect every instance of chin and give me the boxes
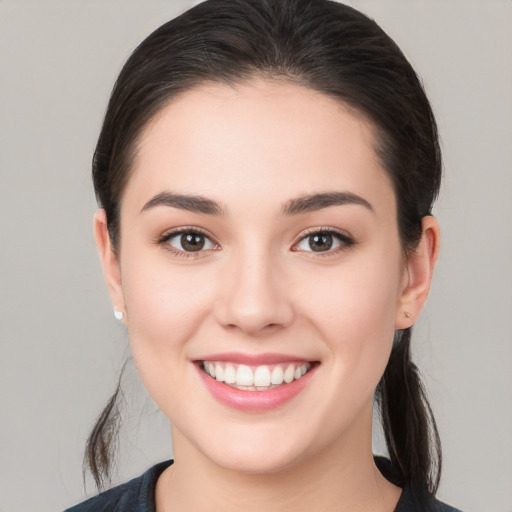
[182,419,319,476]
[207,444,306,476]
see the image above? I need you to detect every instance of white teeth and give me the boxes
[253,366,271,387]
[202,361,313,388]
[271,366,284,385]
[236,365,254,386]
[284,365,295,383]
[224,364,236,384]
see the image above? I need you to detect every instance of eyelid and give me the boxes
[159,225,214,240]
[156,225,355,258]
[157,226,220,257]
[292,227,356,254]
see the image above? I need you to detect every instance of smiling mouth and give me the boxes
[199,361,316,391]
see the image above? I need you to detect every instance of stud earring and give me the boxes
[114,307,124,321]
[404,311,413,319]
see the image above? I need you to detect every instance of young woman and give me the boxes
[66,0,462,510]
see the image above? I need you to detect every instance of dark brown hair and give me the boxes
[87,0,442,506]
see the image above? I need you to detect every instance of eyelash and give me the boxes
[157,227,219,259]
[157,227,355,259]
[292,227,356,257]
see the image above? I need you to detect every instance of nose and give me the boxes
[214,249,294,336]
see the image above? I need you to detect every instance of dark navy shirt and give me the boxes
[64,459,462,512]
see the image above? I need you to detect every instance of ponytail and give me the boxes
[377,328,442,503]
[83,367,125,490]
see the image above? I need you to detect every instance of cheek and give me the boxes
[122,261,216,348]
[119,249,218,399]
[120,261,222,421]
[298,249,402,324]
[294,249,403,385]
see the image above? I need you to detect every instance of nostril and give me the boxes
[224,322,282,334]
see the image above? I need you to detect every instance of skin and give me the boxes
[95,80,439,512]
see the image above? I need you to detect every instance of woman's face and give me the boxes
[99,80,427,473]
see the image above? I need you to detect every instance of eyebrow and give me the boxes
[281,192,374,216]
[140,192,225,215]
[140,190,373,216]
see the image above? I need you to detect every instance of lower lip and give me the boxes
[196,364,317,412]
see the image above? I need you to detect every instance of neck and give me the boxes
[156,408,401,512]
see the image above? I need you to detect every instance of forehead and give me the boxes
[125,80,395,216]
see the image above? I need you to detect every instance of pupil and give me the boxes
[309,233,333,252]
[182,233,205,252]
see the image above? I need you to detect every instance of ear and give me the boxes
[94,209,125,321]
[395,216,440,329]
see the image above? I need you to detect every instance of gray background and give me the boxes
[1,1,511,511]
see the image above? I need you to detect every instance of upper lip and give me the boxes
[194,352,316,366]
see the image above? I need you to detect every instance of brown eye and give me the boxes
[309,233,333,252]
[181,233,205,252]
[165,230,216,253]
[294,229,355,254]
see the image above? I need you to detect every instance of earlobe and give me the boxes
[395,216,440,329]
[93,209,125,316]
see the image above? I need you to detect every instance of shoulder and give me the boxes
[63,460,173,512]
[395,481,464,512]
[434,503,463,512]
[395,486,464,512]
[374,457,463,512]
[394,486,464,512]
